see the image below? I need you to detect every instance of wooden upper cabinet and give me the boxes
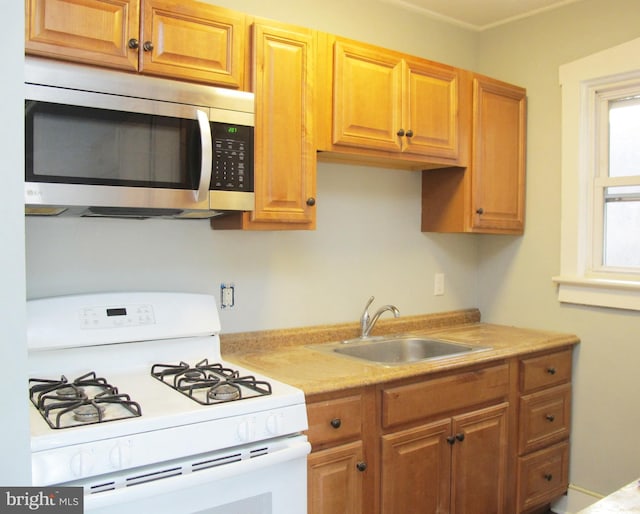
[422,72,526,234]
[405,57,462,160]
[319,35,464,168]
[25,0,140,70]
[470,75,526,233]
[140,0,244,87]
[331,41,403,152]
[212,19,316,230]
[25,0,246,88]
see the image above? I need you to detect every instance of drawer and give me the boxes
[519,383,571,454]
[520,349,572,393]
[381,363,509,429]
[306,393,363,448]
[517,442,569,513]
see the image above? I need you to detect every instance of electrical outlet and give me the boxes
[434,273,445,296]
[220,283,235,309]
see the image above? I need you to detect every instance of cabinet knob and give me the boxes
[128,38,139,50]
[330,418,341,429]
[455,432,465,442]
[397,129,405,137]
[545,414,555,422]
[446,435,456,445]
[405,129,414,138]
[544,473,553,482]
[306,197,316,206]
[356,461,367,472]
[143,41,154,52]
[547,367,557,375]
[476,207,484,215]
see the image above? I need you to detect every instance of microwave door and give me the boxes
[25,85,211,212]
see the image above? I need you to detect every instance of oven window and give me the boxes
[25,101,201,189]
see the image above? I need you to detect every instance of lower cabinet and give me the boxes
[308,441,365,514]
[382,403,509,513]
[305,348,574,514]
[516,349,573,512]
[380,364,511,513]
[306,389,374,514]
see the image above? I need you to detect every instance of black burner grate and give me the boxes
[29,372,142,429]
[151,358,272,405]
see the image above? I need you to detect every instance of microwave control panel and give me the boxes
[211,123,254,192]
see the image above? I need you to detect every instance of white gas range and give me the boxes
[27,292,310,513]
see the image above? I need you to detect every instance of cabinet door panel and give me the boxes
[451,402,509,514]
[26,0,139,70]
[141,0,245,87]
[381,419,451,514]
[250,23,315,225]
[471,76,526,232]
[308,441,364,514]
[332,42,403,151]
[406,59,460,159]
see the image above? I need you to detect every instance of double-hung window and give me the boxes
[596,93,640,271]
[555,38,640,311]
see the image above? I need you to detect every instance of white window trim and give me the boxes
[554,37,640,311]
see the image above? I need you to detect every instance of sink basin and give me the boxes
[310,336,490,365]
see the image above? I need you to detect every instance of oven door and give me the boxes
[82,435,310,514]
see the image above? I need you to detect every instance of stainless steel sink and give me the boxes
[309,336,490,365]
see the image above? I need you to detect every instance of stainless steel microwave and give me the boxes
[24,57,255,219]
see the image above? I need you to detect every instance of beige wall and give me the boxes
[475,0,640,497]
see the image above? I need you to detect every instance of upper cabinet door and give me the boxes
[405,58,461,160]
[471,75,527,233]
[141,0,245,87]
[250,21,316,226]
[332,41,404,152]
[25,0,140,70]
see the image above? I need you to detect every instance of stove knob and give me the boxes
[109,442,132,470]
[237,418,256,442]
[70,450,94,477]
[266,413,284,435]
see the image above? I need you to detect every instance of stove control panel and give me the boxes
[80,304,156,329]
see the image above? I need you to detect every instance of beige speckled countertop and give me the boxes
[221,309,580,396]
[579,480,640,512]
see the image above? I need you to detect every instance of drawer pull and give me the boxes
[545,414,555,422]
[544,473,553,482]
[446,435,456,445]
[546,367,557,375]
[455,432,465,442]
[330,418,342,429]
[356,461,367,472]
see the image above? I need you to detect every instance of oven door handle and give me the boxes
[195,109,213,203]
[84,436,310,511]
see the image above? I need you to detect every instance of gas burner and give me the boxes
[73,403,106,423]
[29,373,142,429]
[151,359,272,405]
[57,386,86,399]
[208,383,240,401]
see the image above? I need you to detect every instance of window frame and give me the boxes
[554,37,640,311]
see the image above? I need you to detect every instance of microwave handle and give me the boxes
[195,109,213,203]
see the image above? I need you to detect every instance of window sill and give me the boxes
[552,275,640,311]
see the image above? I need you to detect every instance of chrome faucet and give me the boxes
[360,296,400,338]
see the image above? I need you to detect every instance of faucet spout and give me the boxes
[360,296,400,338]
